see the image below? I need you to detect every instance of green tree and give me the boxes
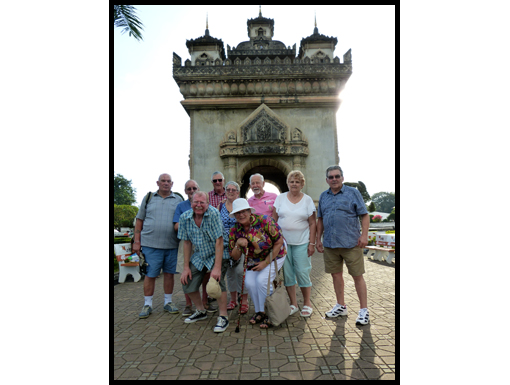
[114,5,144,41]
[344,181,370,203]
[368,202,376,212]
[387,207,395,221]
[370,192,395,213]
[114,173,137,205]
[114,204,139,228]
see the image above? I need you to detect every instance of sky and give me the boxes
[114,5,395,207]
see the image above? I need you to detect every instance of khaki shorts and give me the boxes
[323,246,365,276]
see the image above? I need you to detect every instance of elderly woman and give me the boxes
[217,181,249,313]
[229,198,286,328]
[272,170,316,317]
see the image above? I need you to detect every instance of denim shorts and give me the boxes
[142,246,178,277]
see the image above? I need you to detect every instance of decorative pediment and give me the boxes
[219,104,308,158]
[241,104,286,143]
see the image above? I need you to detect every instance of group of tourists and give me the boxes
[132,166,370,333]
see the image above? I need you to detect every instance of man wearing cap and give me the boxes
[247,173,278,217]
[177,191,230,332]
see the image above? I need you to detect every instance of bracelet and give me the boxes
[309,242,316,246]
[265,259,270,265]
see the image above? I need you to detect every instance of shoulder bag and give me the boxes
[264,252,289,327]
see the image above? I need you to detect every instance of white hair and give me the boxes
[249,173,264,184]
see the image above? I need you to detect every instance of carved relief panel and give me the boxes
[219,104,308,158]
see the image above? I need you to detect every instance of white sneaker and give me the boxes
[356,308,370,325]
[325,304,348,318]
[213,316,229,333]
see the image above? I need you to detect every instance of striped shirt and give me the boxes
[136,191,183,249]
[177,206,224,271]
[317,185,368,249]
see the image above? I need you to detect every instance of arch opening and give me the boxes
[240,165,288,198]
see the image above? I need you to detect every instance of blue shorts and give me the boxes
[283,243,312,288]
[142,246,178,278]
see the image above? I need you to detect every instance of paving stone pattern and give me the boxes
[113,252,396,380]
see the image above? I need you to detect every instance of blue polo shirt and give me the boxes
[317,185,368,249]
[173,199,192,224]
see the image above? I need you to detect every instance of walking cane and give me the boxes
[235,253,248,333]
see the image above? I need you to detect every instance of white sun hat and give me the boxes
[229,198,256,218]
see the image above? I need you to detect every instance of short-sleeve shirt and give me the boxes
[136,191,183,249]
[208,189,226,209]
[317,185,368,249]
[273,192,316,245]
[177,206,224,271]
[228,214,286,268]
[248,191,278,216]
[173,199,192,223]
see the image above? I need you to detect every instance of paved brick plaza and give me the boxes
[113,252,396,380]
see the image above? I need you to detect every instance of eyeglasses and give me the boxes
[226,188,238,192]
[212,179,223,183]
[327,175,342,180]
[186,187,198,191]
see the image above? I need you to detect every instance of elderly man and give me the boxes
[208,171,226,209]
[173,180,216,317]
[177,191,230,332]
[134,173,183,319]
[316,166,371,325]
[247,173,278,216]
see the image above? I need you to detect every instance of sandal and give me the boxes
[260,316,273,329]
[227,300,238,310]
[290,305,299,316]
[240,303,249,314]
[300,305,313,317]
[249,312,265,324]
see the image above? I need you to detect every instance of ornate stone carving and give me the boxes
[219,104,308,158]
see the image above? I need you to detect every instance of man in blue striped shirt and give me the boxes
[177,191,229,332]
[316,166,371,325]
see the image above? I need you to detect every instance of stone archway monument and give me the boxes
[172,9,352,202]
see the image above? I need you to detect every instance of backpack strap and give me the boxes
[144,192,153,211]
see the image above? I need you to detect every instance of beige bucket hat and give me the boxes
[206,277,222,299]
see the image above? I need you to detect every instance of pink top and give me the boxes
[248,191,278,217]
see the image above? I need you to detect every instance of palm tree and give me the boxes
[114,5,144,42]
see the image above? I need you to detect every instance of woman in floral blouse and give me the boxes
[229,198,286,328]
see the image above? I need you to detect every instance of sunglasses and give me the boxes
[327,175,342,180]
[212,179,223,183]
[186,187,198,191]
[226,188,238,192]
